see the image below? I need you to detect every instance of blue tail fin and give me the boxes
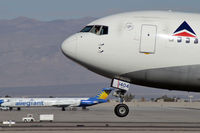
[79,88,114,107]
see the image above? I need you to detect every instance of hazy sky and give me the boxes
[0,0,200,20]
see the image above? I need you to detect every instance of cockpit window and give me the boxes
[80,25,108,35]
[80,26,93,32]
[90,25,101,35]
[100,26,108,35]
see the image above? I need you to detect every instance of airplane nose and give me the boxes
[61,35,77,59]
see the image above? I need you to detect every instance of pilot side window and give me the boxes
[100,26,108,35]
[90,25,101,35]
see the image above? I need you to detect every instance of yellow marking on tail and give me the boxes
[98,91,109,99]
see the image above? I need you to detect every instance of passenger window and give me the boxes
[177,37,182,43]
[100,26,108,35]
[194,38,198,44]
[186,38,190,43]
[80,25,94,32]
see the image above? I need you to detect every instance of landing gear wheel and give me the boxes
[9,107,13,111]
[114,104,129,117]
[62,107,65,111]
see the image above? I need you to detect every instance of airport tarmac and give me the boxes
[1,101,200,133]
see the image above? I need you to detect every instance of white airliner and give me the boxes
[61,11,200,117]
[0,88,113,111]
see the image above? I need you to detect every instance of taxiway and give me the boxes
[1,101,200,133]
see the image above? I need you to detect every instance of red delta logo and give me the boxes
[173,21,197,38]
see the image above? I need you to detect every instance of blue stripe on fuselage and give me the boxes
[0,99,4,104]
[79,99,107,107]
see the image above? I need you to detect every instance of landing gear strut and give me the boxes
[111,79,130,117]
[82,106,87,110]
[113,89,129,117]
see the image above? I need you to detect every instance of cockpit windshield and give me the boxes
[80,26,93,32]
[80,25,108,35]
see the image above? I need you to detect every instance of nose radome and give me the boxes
[61,35,77,59]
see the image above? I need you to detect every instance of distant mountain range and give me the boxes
[0,16,110,88]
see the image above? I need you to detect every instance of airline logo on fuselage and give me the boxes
[173,21,197,38]
[15,101,44,107]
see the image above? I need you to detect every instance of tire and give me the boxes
[9,107,13,111]
[62,107,65,111]
[24,119,27,123]
[17,107,21,111]
[114,104,129,117]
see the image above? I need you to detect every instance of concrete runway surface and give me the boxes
[1,101,200,133]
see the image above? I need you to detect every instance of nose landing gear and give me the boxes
[113,89,129,117]
[112,79,130,117]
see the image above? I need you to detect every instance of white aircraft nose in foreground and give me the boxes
[61,11,200,117]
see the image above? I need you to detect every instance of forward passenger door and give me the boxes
[140,25,157,54]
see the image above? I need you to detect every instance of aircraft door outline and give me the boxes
[139,25,157,54]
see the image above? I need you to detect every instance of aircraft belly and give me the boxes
[122,65,200,92]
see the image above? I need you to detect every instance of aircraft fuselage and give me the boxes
[61,11,200,92]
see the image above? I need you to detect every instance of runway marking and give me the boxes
[1,122,200,131]
[166,107,200,111]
